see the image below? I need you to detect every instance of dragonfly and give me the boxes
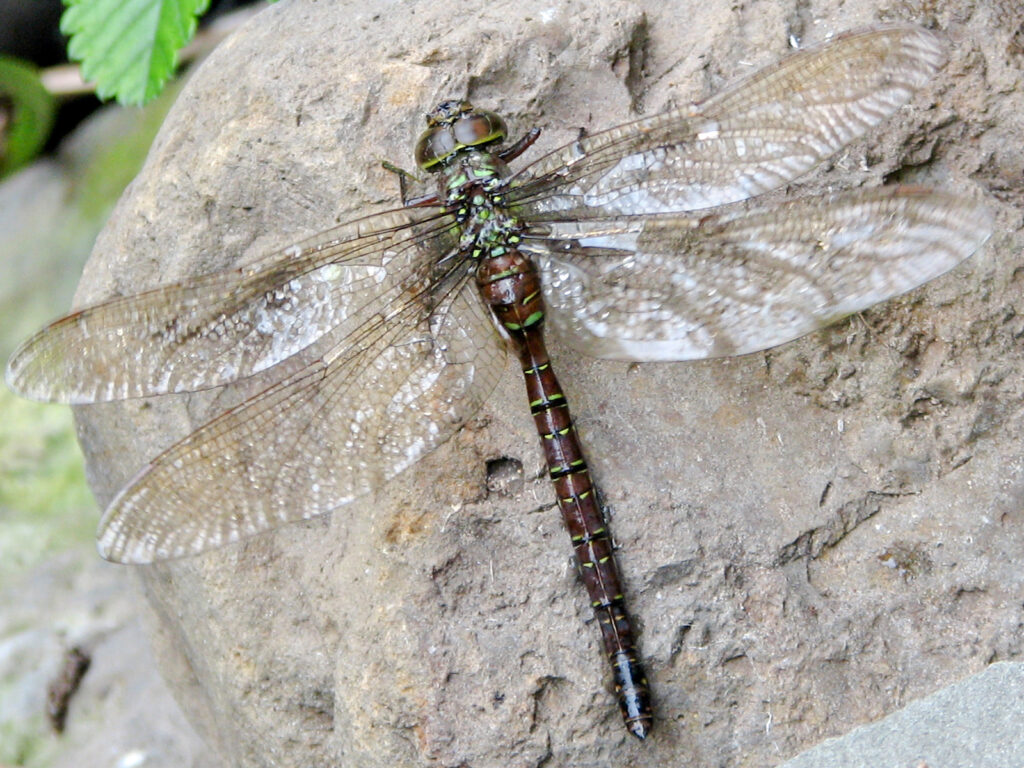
[6,25,992,740]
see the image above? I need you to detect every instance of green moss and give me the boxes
[0,714,57,767]
[0,387,95,579]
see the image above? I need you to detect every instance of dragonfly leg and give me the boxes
[380,160,440,207]
[498,127,542,163]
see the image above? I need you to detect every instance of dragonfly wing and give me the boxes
[511,25,946,217]
[5,207,451,404]
[526,187,991,361]
[96,258,506,563]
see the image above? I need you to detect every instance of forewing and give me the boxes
[510,25,946,218]
[5,206,451,404]
[525,187,991,361]
[96,257,506,563]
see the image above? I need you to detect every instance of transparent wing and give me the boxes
[524,187,991,361]
[510,25,946,218]
[96,255,507,564]
[5,206,451,403]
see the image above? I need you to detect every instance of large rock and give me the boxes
[72,0,1023,765]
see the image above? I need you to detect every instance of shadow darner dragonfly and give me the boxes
[6,25,992,740]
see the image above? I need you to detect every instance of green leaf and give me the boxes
[61,0,212,105]
[0,57,57,177]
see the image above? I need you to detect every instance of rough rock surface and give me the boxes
[71,0,1023,765]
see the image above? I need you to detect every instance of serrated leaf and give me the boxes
[61,0,212,105]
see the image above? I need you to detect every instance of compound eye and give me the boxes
[452,112,507,148]
[414,107,508,172]
[415,129,457,171]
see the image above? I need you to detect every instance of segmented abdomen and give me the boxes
[477,248,653,739]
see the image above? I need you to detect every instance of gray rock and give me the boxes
[70,0,1024,765]
[0,546,211,768]
[780,663,1024,768]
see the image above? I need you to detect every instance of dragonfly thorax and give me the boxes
[411,102,522,252]
[436,149,521,255]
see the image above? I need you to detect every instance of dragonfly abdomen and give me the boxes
[477,250,653,739]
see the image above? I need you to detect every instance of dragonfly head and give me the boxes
[415,100,507,172]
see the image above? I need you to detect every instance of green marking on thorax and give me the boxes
[488,267,519,281]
